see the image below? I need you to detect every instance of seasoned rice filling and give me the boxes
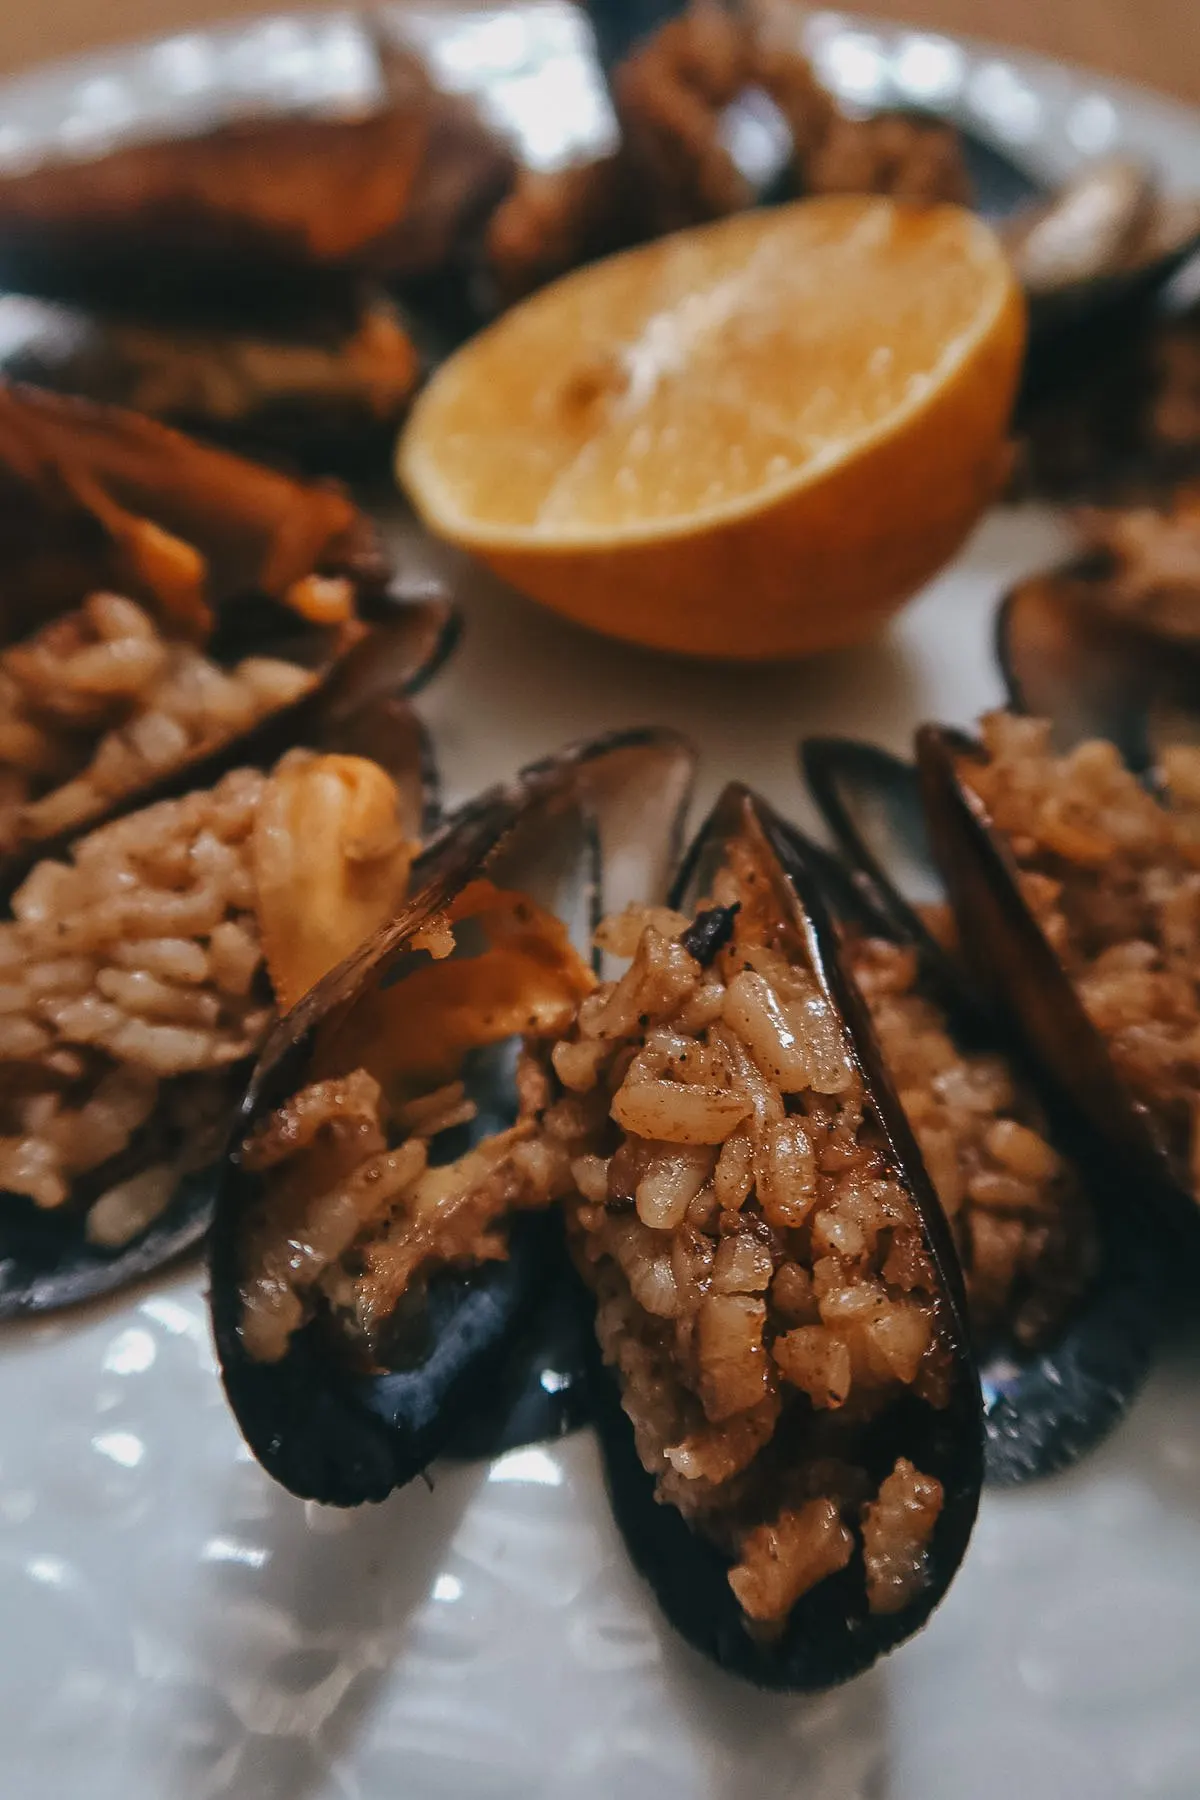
[555,838,949,1629]
[236,884,595,1364]
[847,934,1096,1347]
[963,710,1200,1191]
[0,747,412,1249]
[1070,484,1200,642]
[0,768,272,1246]
[238,1061,573,1364]
[0,591,316,855]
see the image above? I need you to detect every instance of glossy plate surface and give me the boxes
[1,7,1199,1796]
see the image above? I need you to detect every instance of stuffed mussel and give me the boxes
[555,786,981,1686]
[0,37,511,303]
[213,767,980,1690]
[0,287,421,472]
[1004,157,1200,344]
[919,699,1200,1247]
[802,736,1166,1480]
[212,729,696,1504]
[0,22,515,465]
[998,487,1200,688]
[0,382,457,892]
[0,579,449,1316]
[916,553,1200,1243]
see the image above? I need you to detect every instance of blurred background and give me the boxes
[0,0,1195,106]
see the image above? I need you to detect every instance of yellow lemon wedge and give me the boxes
[399,196,1025,660]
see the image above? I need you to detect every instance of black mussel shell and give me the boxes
[997,562,1200,771]
[0,1162,219,1320]
[800,736,971,1013]
[210,729,696,1505]
[587,0,670,73]
[978,1168,1166,1485]
[0,286,420,475]
[916,722,1197,1244]
[0,591,457,902]
[582,785,981,1690]
[0,32,513,306]
[1006,158,1200,345]
[0,601,451,1318]
[793,759,1164,1481]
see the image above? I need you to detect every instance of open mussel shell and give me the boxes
[790,771,1164,1482]
[1006,157,1200,341]
[0,590,456,903]
[800,736,972,1013]
[0,598,450,1319]
[584,785,981,1690]
[0,381,388,647]
[997,563,1200,770]
[0,31,512,306]
[916,722,1196,1245]
[209,728,696,1505]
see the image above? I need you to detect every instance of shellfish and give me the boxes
[0,383,452,894]
[0,287,421,472]
[801,734,1166,1481]
[212,763,981,1690]
[211,729,696,1504]
[0,594,449,1315]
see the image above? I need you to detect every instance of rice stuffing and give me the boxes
[846,934,1096,1346]
[237,1061,576,1364]
[0,590,316,855]
[235,886,596,1363]
[962,710,1200,1192]
[555,835,951,1630]
[0,767,274,1245]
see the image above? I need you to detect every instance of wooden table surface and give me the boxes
[0,0,1194,106]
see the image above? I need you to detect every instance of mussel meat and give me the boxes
[801,734,1165,1480]
[0,612,443,1316]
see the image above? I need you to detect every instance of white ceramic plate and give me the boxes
[1,10,1199,1798]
